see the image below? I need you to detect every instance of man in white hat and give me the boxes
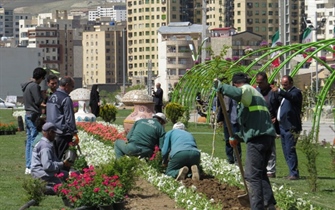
[31,122,72,186]
[161,122,201,181]
[114,113,166,159]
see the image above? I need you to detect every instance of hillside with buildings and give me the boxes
[0,0,103,14]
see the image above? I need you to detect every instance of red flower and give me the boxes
[93,187,100,193]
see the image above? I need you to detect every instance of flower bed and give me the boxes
[0,122,17,135]
[76,121,319,210]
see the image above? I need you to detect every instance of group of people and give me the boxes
[215,72,302,209]
[22,67,79,186]
[114,113,201,181]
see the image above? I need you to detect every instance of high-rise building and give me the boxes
[82,22,127,87]
[0,7,33,45]
[126,0,202,86]
[305,0,335,41]
[20,11,85,78]
[207,0,303,43]
[88,5,127,22]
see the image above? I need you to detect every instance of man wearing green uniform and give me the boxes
[161,122,200,181]
[217,73,276,210]
[114,113,167,159]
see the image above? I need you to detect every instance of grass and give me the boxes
[1,108,335,209]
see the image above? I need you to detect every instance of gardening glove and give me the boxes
[229,137,239,148]
[63,158,72,168]
[73,133,80,145]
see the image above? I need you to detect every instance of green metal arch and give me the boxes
[171,39,335,138]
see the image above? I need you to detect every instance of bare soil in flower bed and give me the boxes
[123,175,249,210]
[182,174,249,210]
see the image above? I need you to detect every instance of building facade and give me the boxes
[82,23,127,87]
[88,5,127,22]
[126,0,202,86]
[156,22,205,100]
[0,8,33,45]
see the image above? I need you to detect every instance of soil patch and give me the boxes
[182,175,249,210]
[123,175,249,210]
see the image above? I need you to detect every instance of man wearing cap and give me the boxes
[31,122,72,185]
[161,122,201,181]
[114,113,166,159]
[217,72,276,210]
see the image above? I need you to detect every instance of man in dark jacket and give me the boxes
[46,76,77,160]
[152,83,163,113]
[256,72,280,178]
[273,75,302,180]
[21,67,47,174]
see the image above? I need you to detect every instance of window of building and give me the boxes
[269,11,273,15]
[237,11,241,15]
[255,27,259,32]
[172,6,176,11]
[237,3,241,7]
[145,23,150,27]
[172,14,176,19]
[237,19,241,23]
[255,19,259,23]
[262,19,266,23]
[255,10,259,15]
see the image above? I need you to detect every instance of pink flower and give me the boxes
[55,172,64,178]
[93,187,100,193]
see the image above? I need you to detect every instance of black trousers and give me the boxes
[54,135,73,161]
[154,105,162,113]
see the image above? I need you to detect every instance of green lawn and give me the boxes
[1,109,335,209]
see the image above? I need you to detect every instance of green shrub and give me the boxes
[73,155,88,172]
[99,103,118,123]
[22,177,46,205]
[165,102,190,126]
[95,156,142,194]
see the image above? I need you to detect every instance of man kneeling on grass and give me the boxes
[31,122,72,185]
[161,122,201,181]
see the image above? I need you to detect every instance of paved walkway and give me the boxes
[189,112,335,143]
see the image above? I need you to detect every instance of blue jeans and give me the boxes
[280,127,299,177]
[25,114,39,169]
[114,140,153,159]
[244,135,276,209]
[224,123,241,163]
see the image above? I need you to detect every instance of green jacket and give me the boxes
[127,118,166,149]
[218,84,276,143]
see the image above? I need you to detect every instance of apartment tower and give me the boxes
[126,0,202,86]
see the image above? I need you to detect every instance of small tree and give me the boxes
[299,130,319,192]
[165,102,189,127]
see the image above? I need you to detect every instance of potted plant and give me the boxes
[54,166,126,209]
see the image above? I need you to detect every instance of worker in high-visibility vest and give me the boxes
[217,72,277,210]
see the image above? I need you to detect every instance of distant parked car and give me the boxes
[0,98,16,108]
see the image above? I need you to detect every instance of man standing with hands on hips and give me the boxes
[152,83,163,113]
[272,75,302,180]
